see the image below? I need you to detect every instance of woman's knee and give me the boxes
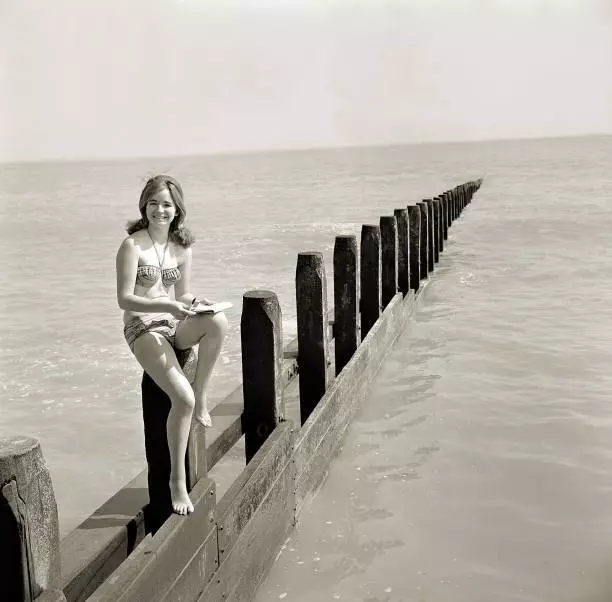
[171,383,196,410]
[208,312,229,339]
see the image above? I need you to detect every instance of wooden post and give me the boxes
[451,189,457,222]
[417,202,429,280]
[0,436,61,601]
[296,252,329,425]
[431,199,440,263]
[393,209,409,296]
[360,224,381,338]
[142,347,199,534]
[333,235,358,375]
[380,215,398,308]
[424,199,435,272]
[407,205,421,290]
[241,290,284,462]
[434,197,444,253]
[441,192,449,240]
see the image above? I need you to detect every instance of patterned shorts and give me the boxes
[123,313,179,352]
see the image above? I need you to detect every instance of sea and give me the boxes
[1,135,612,600]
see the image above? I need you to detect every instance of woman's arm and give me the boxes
[174,246,194,305]
[174,247,214,306]
[116,238,190,314]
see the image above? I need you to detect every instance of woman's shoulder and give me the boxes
[118,231,146,255]
[123,230,148,246]
[171,241,192,262]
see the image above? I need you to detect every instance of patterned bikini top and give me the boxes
[136,265,182,287]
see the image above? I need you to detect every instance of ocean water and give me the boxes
[1,136,611,597]
[254,136,612,601]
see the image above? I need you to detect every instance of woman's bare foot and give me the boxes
[170,480,194,515]
[194,396,212,427]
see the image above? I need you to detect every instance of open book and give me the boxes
[192,301,233,315]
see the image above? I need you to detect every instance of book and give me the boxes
[192,301,233,315]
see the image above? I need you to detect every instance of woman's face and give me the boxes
[145,188,177,228]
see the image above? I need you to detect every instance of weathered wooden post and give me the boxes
[443,190,450,231]
[437,198,444,255]
[434,195,444,253]
[417,202,429,280]
[380,215,398,308]
[142,347,200,534]
[360,224,381,338]
[296,252,329,425]
[0,436,64,602]
[441,192,449,240]
[393,209,409,296]
[432,199,441,263]
[241,290,284,462]
[451,189,457,222]
[407,205,421,290]
[333,235,358,375]
[424,199,435,272]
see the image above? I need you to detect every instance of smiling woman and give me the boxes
[115,174,229,515]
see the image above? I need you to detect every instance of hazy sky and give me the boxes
[2,0,611,161]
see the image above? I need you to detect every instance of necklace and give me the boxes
[147,229,168,271]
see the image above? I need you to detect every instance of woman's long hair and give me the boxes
[126,175,195,247]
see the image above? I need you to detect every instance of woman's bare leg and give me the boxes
[133,333,195,515]
[175,312,229,427]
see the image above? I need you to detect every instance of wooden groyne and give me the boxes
[1,179,482,602]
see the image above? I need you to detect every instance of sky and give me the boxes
[1,0,612,162]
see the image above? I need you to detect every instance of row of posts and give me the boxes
[241,178,482,458]
[0,180,481,601]
[145,178,482,532]
[144,179,482,530]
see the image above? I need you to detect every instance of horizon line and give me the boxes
[1,131,610,167]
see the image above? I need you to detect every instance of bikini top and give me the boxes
[136,265,182,287]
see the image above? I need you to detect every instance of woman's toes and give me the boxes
[195,411,212,428]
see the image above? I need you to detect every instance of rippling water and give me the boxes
[1,136,611,601]
[254,136,612,601]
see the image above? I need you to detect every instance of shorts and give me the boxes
[124,313,179,352]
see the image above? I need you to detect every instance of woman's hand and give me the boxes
[167,300,197,320]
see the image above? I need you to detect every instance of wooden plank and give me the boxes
[203,384,244,471]
[216,421,296,562]
[86,478,216,602]
[294,292,406,468]
[294,289,420,516]
[197,453,296,602]
[60,472,149,602]
[159,526,218,602]
[34,591,67,602]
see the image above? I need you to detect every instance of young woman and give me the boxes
[116,175,228,515]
